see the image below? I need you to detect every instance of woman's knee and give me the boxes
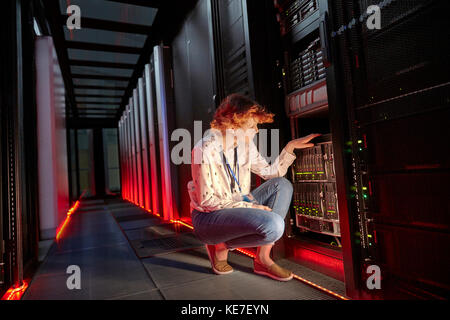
[272,177,293,195]
[259,214,285,243]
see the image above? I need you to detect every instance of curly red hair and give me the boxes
[210,94,274,131]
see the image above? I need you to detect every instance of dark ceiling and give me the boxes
[43,0,198,128]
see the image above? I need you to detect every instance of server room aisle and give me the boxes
[22,199,344,300]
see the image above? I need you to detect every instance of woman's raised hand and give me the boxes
[285,133,322,154]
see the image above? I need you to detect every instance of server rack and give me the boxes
[138,77,152,212]
[328,0,450,299]
[118,119,124,199]
[117,47,176,220]
[130,98,139,205]
[126,105,135,203]
[121,115,126,200]
[154,45,179,221]
[144,62,162,217]
[271,0,352,283]
[133,89,144,208]
[1,0,41,297]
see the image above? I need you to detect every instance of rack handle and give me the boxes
[319,12,331,68]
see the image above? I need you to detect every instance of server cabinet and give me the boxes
[268,0,352,286]
[171,0,218,219]
[133,89,144,207]
[144,62,162,216]
[124,110,131,202]
[126,105,135,203]
[138,78,152,211]
[118,119,124,199]
[154,45,179,221]
[137,78,151,210]
[121,116,127,200]
[120,117,128,201]
[212,0,255,100]
[121,122,125,198]
[130,98,139,205]
[1,0,41,296]
[328,0,450,299]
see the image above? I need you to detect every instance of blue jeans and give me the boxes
[191,177,293,249]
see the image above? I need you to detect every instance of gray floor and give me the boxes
[23,199,343,300]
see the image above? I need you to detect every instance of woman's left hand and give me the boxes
[285,134,322,154]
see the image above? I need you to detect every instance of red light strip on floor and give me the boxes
[292,274,349,300]
[235,248,256,258]
[56,200,80,241]
[170,219,194,230]
[1,281,28,301]
[125,199,161,217]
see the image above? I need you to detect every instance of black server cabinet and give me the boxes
[1,0,40,297]
[214,0,255,99]
[171,0,217,220]
[329,0,450,299]
[270,0,354,288]
[145,59,163,217]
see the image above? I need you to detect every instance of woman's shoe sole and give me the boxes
[254,269,294,282]
[205,245,233,275]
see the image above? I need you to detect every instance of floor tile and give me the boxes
[24,244,156,300]
[161,269,334,300]
[118,217,166,231]
[141,248,216,288]
[125,223,192,241]
[130,233,204,258]
[108,289,165,300]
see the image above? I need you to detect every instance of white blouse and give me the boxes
[187,129,297,212]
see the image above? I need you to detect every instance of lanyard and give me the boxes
[222,147,242,193]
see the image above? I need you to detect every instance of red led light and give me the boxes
[1,281,28,301]
[235,248,256,258]
[170,219,194,230]
[56,200,80,241]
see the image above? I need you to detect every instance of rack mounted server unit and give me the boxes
[292,137,340,237]
[274,0,319,36]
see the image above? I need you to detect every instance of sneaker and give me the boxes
[205,244,233,275]
[253,260,293,281]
